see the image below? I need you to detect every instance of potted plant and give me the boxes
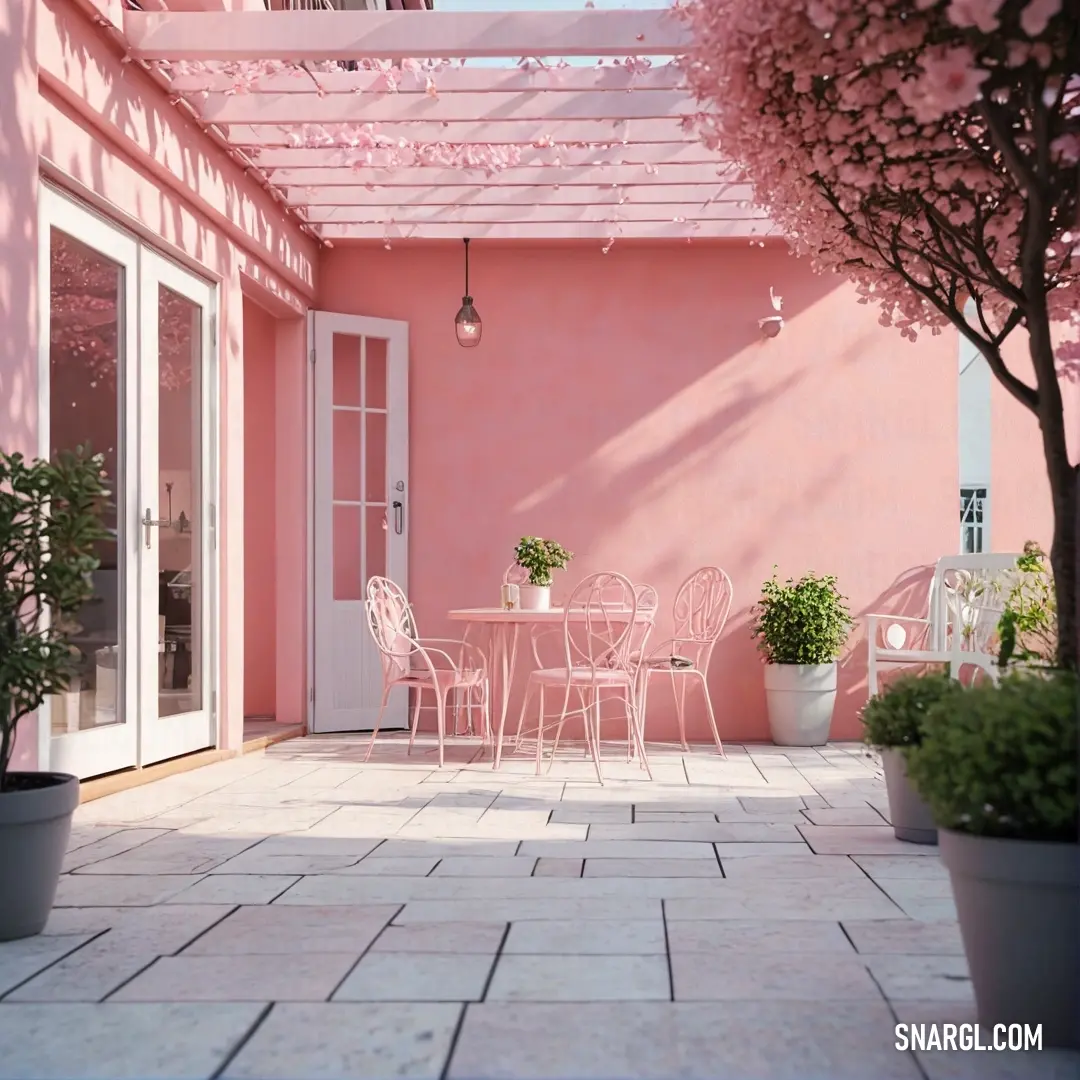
[513,536,573,611]
[0,446,111,940]
[906,670,1078,1049]
[750,569,853,745]
[861,671,960,845]
[996,541,1056,669]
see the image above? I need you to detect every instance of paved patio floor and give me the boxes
[1,735,1075,1080]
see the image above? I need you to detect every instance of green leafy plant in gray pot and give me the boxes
[513,536,573,612]
[0,446,111,940]
[861,671,961,845]
[750,570,853,745]
[906,670,1078,1048]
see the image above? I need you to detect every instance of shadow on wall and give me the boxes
[319,236,959,744]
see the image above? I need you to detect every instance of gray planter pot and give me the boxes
[0,772,79,941]
[940,828,1080,1049]
[880,748,937,845]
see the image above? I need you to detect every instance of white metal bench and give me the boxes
[866,552,1022,698]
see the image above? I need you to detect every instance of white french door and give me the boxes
[40,187,217,779]
[311,312,409,733]
[137,250,216,766]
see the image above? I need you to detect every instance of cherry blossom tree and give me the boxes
[679,0,1079,667]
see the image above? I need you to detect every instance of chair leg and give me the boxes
[672,671,690,751]
[434,689,447,769]
[590,689,604,785]
[364,685,392,762]
[534,684,547,777]
[406,688,423,755]
[697,671,724,757]
[628,690,653,779]
[548,685,576,772]
[637,671,651,757]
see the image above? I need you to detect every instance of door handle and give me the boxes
[392,500,404,535]
[143,508,172,549]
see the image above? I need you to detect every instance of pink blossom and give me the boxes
[1020,0,1060,37]
[947,0,1003,32]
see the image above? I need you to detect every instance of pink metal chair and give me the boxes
[513,571,651,785]
[364,576,490,768]
[637,566,732,755]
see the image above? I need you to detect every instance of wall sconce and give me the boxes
[758,287,784,338]
[454,237,482,347]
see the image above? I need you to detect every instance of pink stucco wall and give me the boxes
[317,242,963,742]
[243,296,278,718]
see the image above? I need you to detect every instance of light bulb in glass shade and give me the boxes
[455,298,482,347]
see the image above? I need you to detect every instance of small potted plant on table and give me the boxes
[906,670,1078,1049]
[861,671,960,844]
[0,446,111,940]
[750,569,853,746]
[513,536,573,611]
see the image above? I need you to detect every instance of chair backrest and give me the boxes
[927,554,1022,651]
[629,582,660,658]
[562,571,638,673]
[672,566,733,644]
[365,576,418,680]
[503,562,530,586]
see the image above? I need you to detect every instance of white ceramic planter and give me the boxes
[518,585,551,611]
[763,662,838,746]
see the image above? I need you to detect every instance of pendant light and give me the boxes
[454,237,482,347]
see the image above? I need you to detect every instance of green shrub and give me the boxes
[513,536,573,587]
[861,671,960,751]
[750,569,853,665]
[1,447,111,790]
[905,670,1078,843]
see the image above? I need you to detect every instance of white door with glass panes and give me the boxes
[40,186,218,780]
[312,312,409,733]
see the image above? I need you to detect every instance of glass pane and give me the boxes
[365,410,387,503]
[366,506,388,580]
[333,504,362,601]
[365,336,387,409]
[333,410,362,502]
[158,285,202,718]
[48,229,125,733]
[333,334,361,407]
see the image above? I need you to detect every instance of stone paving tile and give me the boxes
[370,922,507,954]
[517,840,717,859]
[61,829,171,873]
[6,940,161,1003]
[587,821,801,843]
[842,919,964,955]
[503,920,666,956]
[334,952,495,1002]
[798,824,943,856]
[371,839,520,858]
[394,898,663,923]
[164,874,300,905]
[717,853,863,879]
[671,950,881,1001]
[0,934,98,996]
[431,856,537,876]
[532,857,583,876]
[447,1001,924,1079]
[110,952,358,1003]
[582,858,722,877]
[853,854,950,879]
[893,897,959,921]
[180,904,399,955]
[343,856,442,876]
[53,875,208,908]
[0,1002,266,1080]
[666,920,854,954]
[666,880,904,921]
[221,1002,463,1080]
[801,806,889,826]
[863,954,974,1003]
[486,954,670,1002]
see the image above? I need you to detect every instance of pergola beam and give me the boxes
[290,184,752,207]
[227,117,694,148]
[320,221,775,240]
[167,65,685,96]
[303,203,766,224]
[271,164,742,188]
[125,9,689,61]
[252,144,725,170]
[199,89,695,126]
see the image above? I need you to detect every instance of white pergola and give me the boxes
[116,6,774,245]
